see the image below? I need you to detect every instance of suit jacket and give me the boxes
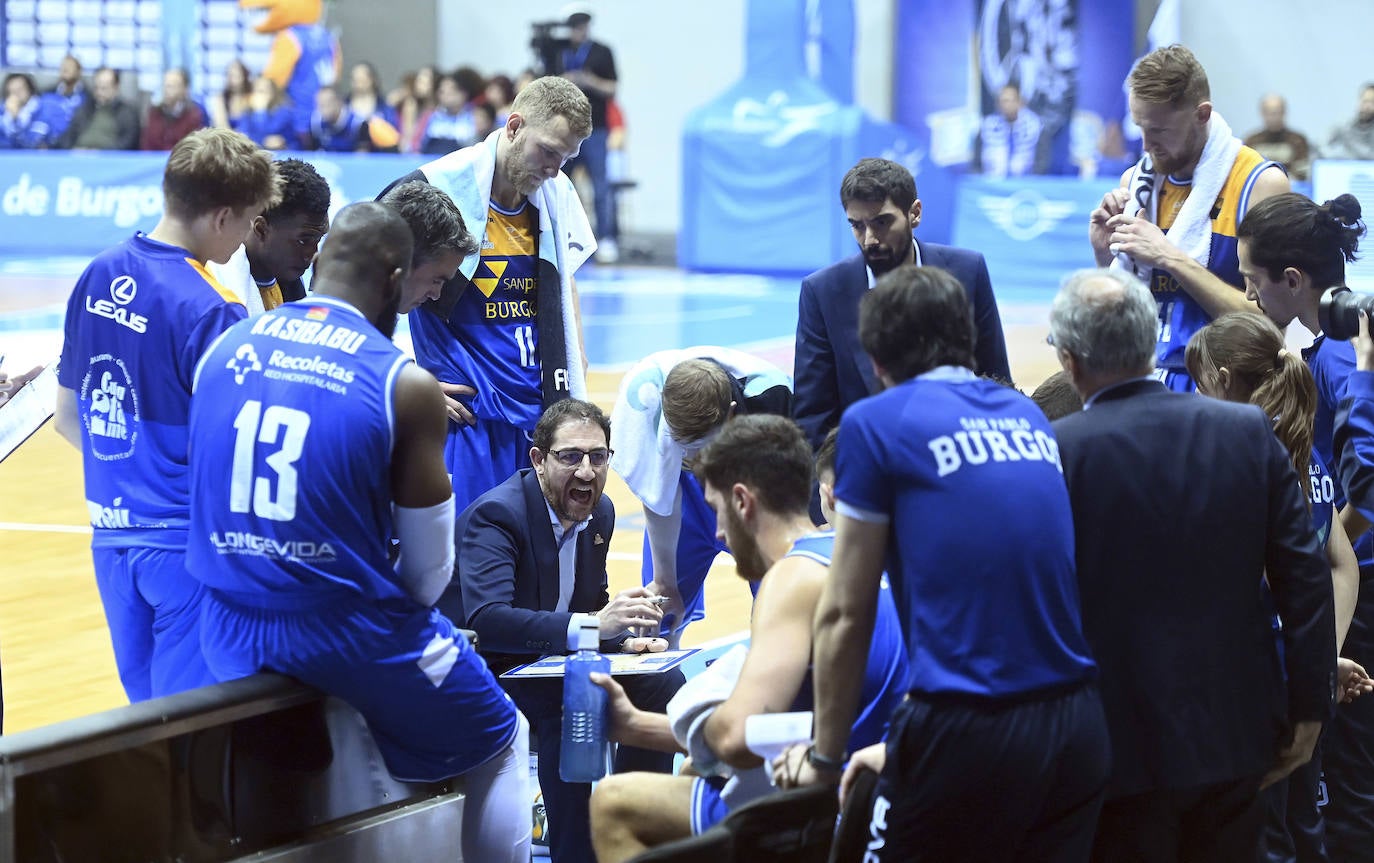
[449,468,617,674]
[793,239,1011,451]
[1053,379,1336,798]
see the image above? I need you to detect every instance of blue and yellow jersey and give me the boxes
[187,297,413,606]
[58,233,247,548]
[1151,146,1279,370]
[408,200,543,428]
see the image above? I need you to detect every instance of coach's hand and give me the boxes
[1262,720,1323,789]
[438,382,478,426]
[598,587,664,639]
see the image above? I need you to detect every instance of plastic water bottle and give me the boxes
[560,617,610,783]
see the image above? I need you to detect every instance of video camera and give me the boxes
[530,21,571,76]
[1319,287,1374,341]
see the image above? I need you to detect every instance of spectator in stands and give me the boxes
[473,101,497,143]
[209,158,330,315]
[1,73,57,149]
[450,397,682,863]
[485,73,516,127]
[974,82,1045,177]
[210,59,253,130]
[234,76,294,150]
[141,68,207,151]
[347,61,398,128]
[1327,84,1374,161]
[307,85,397,152]
[40,54,85,142]
[558,7,620,263]
[418,73,477,155]
[56,67,140,150]
[1245,94,1312,180]
[391,65,437,153]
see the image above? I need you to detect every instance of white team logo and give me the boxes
[977,190,1076,242]
[227,344,263,385]
[80,354,139,461]
[109,275,136,305]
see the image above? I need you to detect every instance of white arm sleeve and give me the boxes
[393,495,456,607]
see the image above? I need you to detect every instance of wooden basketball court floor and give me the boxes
[0,257,1062,734]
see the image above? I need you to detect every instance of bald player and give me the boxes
[186,202,530,863]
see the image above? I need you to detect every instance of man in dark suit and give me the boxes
[447,398,685,863]
[1049,268,1337,861]
[793,157,1011,452]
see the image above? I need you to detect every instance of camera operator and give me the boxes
[1237,190,1374,862]
[556,5,620,263]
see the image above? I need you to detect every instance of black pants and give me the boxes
[1324,581,1374,862]
[1093,776,1264,863]
[870,683,1109,862]
[502,668,685,863]
[1262,737,1328,863]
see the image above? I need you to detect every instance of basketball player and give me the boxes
[380,76,596,515]
[53,128,279,702]
[186,202,530,862]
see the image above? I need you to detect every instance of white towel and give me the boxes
[208,246,267,318]
[1113,110,1242,279]
[612,346,793,516]
[420,130,593,401]
[666,643,749,778]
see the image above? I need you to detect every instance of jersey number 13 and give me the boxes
[230,400,311,521]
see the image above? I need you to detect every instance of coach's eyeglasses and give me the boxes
[548,447,614,468]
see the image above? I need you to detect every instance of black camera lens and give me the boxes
[1319,287,1374,341]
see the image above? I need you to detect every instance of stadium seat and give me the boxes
[828,766,879,863]
[717,783,837,863]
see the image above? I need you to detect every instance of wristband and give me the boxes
[807,745,845,774]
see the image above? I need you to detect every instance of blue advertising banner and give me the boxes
[0,150,427,256]
[895,0,1134,183]
[951,175,1103,297]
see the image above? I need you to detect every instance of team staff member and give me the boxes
[776,266,1107,861]
[1088,44,1288,391]
[54,128,280,702]
[794,157,1010,454]
[186,203,529,863]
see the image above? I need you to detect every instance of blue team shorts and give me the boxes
[690,776,731,835]
[91,545,214,702]
[200,591,520,783]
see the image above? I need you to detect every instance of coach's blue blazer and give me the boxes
[446,467,616,673]
[793,239,1012,451]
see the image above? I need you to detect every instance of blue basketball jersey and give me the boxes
[784,531,909,750]
[407,201,542,428]
[1306,336,1374,564]
[58,233,247,548]
[834,367,1096,698]
[186,297,412,607]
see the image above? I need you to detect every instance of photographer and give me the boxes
[548,6,619,263]
[1237,191,1374,862]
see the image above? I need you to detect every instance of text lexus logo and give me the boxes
[110,275,137,306]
